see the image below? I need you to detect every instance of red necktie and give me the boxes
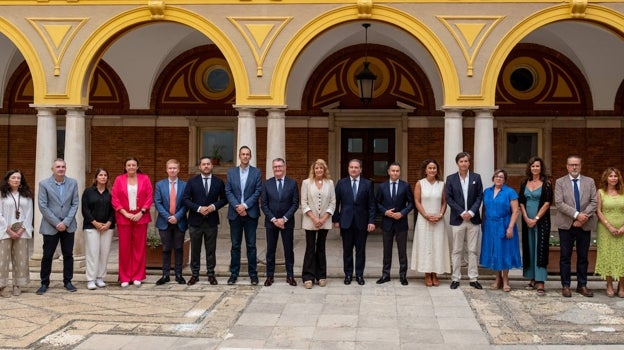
[169,181,176,215]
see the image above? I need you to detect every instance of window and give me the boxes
[201,130,234,164]
[503,129,542,167]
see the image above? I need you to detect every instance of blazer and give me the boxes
[38,175,80,235]
[111,173,153,225]
[375,179,414,232]
[154,178,188,232]
[332,176,376,230]
[261,176,299,229]
[300,178,336,230]
[445,171,483,226]
[225,165,262,220]
[182,174,227,227]
[554,174,597,231]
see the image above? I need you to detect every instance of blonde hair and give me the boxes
[308,159,331,180]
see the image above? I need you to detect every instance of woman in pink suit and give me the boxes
[111,157,153,287]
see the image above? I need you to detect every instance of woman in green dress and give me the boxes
[595,167,624,297]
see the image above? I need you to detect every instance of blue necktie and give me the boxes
[277,178,283,199]
[573,178,581,212]
[392,182,397,200]
[352,179,357,200]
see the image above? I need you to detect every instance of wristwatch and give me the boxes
[534,215,540,220]
[140,209,146,214]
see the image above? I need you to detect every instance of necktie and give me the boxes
[573,178,581,212]
[352,179,357,200]
[169,181,176,215]
[392,182,397,200]
[204,177,210,196]
[277,178,283,199]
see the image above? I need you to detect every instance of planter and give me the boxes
[145,238,190,269]
[547,246,597,275]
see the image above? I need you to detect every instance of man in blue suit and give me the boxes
[261,158,299,287]
[37,158,80,294]
[154,159,188,285]
[182,156,227,286]
[446,152,484,290]
[333,159,376,285]
[375,162,414,286]
[225,146,262,285]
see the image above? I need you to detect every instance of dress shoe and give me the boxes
[36,285,48,295]
[187,275,199,286]
[208,275,218,285]
[64,282,77,292]
[562,287,572,298]
[344,275,352,285]
[286,276,297,286]
[227,275,237,285]
[175,275,186,284]
[450,281,460,289]
[376,276,391,284]
[470,281,483,290]
[400,276,408,286]
[250,276,259,286]
[356,276,365,285]
[264,277,274,287]
[156,276,170,285]
[576,286,594,297]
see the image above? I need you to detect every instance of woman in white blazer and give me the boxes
[300,159,336,289]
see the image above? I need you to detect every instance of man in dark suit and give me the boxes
[225,146,262,285]
[333,159,376,285]
[37,158,80,294]
[154,159,188,285]
[260,158,300,287]
[554,155,597,298]
[182,156,227,286]
[375,162,414,286]
[445,152,484,290]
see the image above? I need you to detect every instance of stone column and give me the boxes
[30,106,58,263]
[265,107,286,179]
[443,108,464,178]
[234,107,257,166]
[473,108,496,188]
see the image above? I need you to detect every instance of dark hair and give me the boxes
[421,159,440,181]
[601,167,624,194]
[455,152,471,163]
[387,162,401,170]
[492,169,508,182]
[239,145,251,154]
[0,169,33,198]
[524,156,548,181]
[91,168,109,187]
[199,156,212,164]
[348,159,362,168]
[123,156,142,174]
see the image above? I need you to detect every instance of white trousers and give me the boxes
[84,228,114,281]
[451,221,480,282]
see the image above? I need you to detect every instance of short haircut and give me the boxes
[455,152,471,163]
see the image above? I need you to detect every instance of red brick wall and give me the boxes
[407,128,444,184]
[0,125,37,184]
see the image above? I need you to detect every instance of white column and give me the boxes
[443,108,464,179]
[473,108,496,188]
[235,107,257,167]
[30,107,58,263]
[265,108,286,179]
[64,107,89,263]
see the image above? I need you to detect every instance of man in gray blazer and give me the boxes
[36,158,80,295]
[554,155,597,298]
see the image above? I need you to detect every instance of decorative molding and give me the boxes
[148,0,166,20]
[26,17,88,76]
[437,16,503,77]
[570,0,588,18]
[357,0,373,19]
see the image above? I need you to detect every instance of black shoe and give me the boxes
[36,285,48,295]
[344,275,352,285]
[156,276,170,285]
[207,275,218,285]
[376,276,391,284]
[187,275,199,286]
[470,281,483,290]
[450,281,460,289]
[64,282,77,292]
[250,276,259,286]
[286,276,297,286]
[400,276,408,286]
[356,276,365,285]
[264,277,274,287]
[227,275,237,285]
[175,276,186,285]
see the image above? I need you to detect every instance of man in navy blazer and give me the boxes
[154,159,188,286]
[37,158,80,295]
[375,162,414,286]
[445,152,484,290]
[260,158,300,287]
[182,156,227,286]
[333,159,376,285]
[225,146,262,285]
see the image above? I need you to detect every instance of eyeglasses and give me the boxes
[567,164,581,167]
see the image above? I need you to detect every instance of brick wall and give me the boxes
[407,128,444,184]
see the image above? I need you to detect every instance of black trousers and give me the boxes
[559,227,591,287]
[302,229,328,282]
[189,221,218,276]
[265,226,294,277]
[341,225,368,277]
[41,231,75,285]
[381,228,408,277]
[159,224,185,276]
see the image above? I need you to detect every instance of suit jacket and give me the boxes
[154,178,188,232]
[182,174,227,227]
[111,173,153,225]
[225,165,262,220]
[38,175,80,235]
[300,178,336,230]
[445,171,483,226]
[261,176,299,229]
[554,174,597,231]
[375,179,414,232]
[332,176,376,230]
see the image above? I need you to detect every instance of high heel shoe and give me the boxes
[490,280,502,290]
[431,273,439,287]
[424,273,433,287]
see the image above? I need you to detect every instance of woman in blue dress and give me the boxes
[481,169,522,292]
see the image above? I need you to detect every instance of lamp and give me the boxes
[356,23,377,104]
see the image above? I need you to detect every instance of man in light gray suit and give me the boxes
[36,158,80,295]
